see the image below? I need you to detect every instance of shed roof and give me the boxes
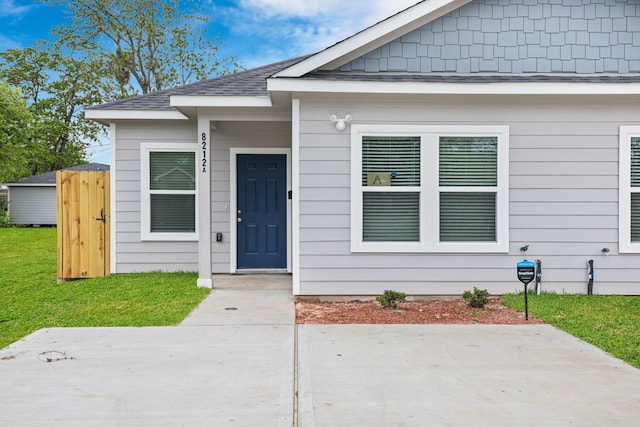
[6,163,110,186]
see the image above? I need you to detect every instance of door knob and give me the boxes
[237,218,242,223]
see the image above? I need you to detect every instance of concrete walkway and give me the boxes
[2,274,640,426]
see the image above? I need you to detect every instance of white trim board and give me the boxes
[268,78,640,96]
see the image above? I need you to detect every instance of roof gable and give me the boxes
[335,0,640,75]
[274,0,473,77]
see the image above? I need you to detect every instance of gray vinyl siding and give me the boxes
[7,186,56,225]
[209,121,291,273]
[297,93,640,295]
[113,120,199,273]
[338,0,640,74]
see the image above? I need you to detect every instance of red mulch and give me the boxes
[296,297,543,325]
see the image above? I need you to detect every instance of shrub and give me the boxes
[462,287,490,308]
[376,290,406,309]
[0,210,9,228]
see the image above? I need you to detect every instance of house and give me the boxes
[85,0,640,296]
[5,163,110,226]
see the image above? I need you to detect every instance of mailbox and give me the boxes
[517,260,535,285]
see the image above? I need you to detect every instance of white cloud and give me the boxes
[219,0,421,68]
[0,0,32,18]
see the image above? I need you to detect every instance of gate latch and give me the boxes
[95,208,106,223]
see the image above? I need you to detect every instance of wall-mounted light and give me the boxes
[330,114,352,131]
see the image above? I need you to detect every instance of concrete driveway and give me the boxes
[2,275,640,426]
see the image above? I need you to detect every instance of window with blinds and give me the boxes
[439,137,497,242]
[149,151,196,233]
[631,137,640,241]
[362,136,420,242]
[351,124,508,252]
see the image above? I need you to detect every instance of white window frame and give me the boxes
[619,126,640,253]
[351,124,509,253]
[140,142,198,241]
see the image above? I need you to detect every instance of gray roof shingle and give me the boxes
[88,56,309,111]
[6,163,110,185]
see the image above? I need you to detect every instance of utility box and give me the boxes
[516,260,535,285]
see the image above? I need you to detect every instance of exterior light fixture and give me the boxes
[330,114,352,131]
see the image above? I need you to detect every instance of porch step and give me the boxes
[212,273,292,290]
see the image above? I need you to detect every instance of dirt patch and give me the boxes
[296,297,543,325]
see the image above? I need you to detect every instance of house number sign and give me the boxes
[201,132,207,173]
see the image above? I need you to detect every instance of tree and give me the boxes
[0,43,107,175]
[0,81,33,182]
[42,0,240,96]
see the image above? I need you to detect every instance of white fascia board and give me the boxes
[170,96,272,107]
[267,78,640,95]
[85,109,189,121]
[273,0,470,77]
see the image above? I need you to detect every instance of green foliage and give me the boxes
[462,287,490,308]
[376,290,407,309]
[42,0,241,96]
[0,81,33,182]
[0,228,209,349]
[0,211,9,228]
[0,44,106,179]
[503,293,640,369]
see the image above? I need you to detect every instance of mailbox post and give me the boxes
[517,260,535,321]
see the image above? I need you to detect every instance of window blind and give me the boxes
[439,137,497,186]
[362,136,420,186]
[440,192,496,241]
[150,194,196,232]
[150,152,196,191]
[363,192,419,241]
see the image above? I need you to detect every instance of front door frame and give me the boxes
[230,147,292,273]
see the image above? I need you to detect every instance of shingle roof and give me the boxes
[6,163,110,185]
[88,56,309,111]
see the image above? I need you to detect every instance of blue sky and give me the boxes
[0,0,419,163]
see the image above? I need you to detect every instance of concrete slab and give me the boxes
[0,326,294,427]
[297,324,640,427]
[180,289,295,326]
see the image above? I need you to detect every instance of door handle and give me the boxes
[237,217,242,223]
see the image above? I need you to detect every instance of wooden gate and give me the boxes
[56,171,110,280]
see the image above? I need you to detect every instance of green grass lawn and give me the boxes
[503,292,640,369]
[0,227,210,349]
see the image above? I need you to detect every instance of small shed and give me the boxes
[6,163,109,226]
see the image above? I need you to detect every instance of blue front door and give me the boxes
[237,154,287,269]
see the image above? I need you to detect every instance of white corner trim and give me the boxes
[273,0,470,77]
[170,96,273,108]
[109,123,117,274]
[85,109,189,121]
[291,99,301,295]
[268,78,640,96]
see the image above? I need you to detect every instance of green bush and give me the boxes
[0,210,9,228]
[462,287,490,308]
[376,290,407,309]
